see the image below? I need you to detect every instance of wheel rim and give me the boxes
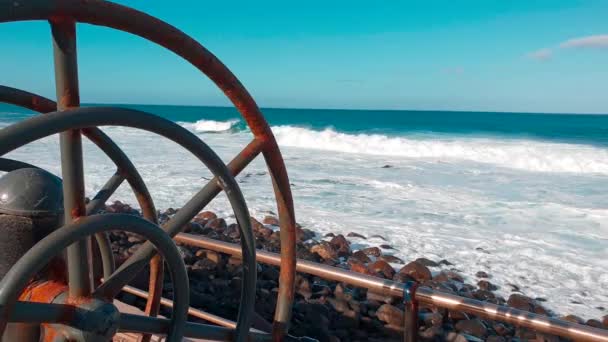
[0,0,297,337]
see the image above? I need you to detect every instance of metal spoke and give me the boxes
[50,18,91,299]
[8,301,79,326]
[97,138,266,298]
[85,171,125,215]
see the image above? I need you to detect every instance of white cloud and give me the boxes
[559,34,608,49]
[528,48,553,61]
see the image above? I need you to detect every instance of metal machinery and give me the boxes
[0,1,606,341]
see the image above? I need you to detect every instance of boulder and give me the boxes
[329,235,351,257]
[376,304,404,326]
[310,242,338,261]
[262,215,279,226]
[477,280,497,291]
[369,260,395,279]
[351,250,371,263]
[399,261,432,282]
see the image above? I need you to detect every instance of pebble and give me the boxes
[455,318,487,338]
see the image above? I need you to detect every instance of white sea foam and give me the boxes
[270,125,608,174]
[181,119,239,132]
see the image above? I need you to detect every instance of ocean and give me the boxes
[1,103,607,319]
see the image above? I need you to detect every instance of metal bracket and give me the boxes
[403,281,419,342]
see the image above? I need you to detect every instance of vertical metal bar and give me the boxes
[403,281,418,342]
[50,17,91,298]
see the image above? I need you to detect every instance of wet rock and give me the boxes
[205,218,227,231]
[486,337,506,342]
[194,211,217,224]
[492,323,510,336]
[562,315,584,324]
[351,250,371,263]
[127,234,145,244]
[455,318,487,338]
[382,164,393,168]
[420,325,444,339]
[475,271,489,278]
[191,258,217,272]
[423,312,444,327]
[347,232,366,239]
[262,215,279,226]
[177,246,195,264]
[434,270,464,283]
[329,235,350,257]
[367,291,396,304]
[445,332,483,342]
[603,315,608,327]
[586,319,602,328]
[379,244,394,249]
[473,290,496,301]
[310,242,338,261]
[296,226,315,242]
[380,255,404,264]
[376,304,403,326]
[477,280,497,291]
[370,234,387,241]
[361,247,382,257]
[350,263,376,276]
[506,283,520,292]
[507,294,545,314]
[439,259,454,266]
[415,257,439,267]
[327,297,349,313]
[392,272,415,284]
[399,261,432,282]
[448,310,469,322]
[368,260,395,279]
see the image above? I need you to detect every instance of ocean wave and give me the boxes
[270,125,608,174]
[181,119,240,133]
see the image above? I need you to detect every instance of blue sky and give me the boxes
[1,0,607,113]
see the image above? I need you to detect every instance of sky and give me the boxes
[1,0,607,113]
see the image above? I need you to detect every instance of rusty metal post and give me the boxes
[403,281,419,342]
[50,17,91,298]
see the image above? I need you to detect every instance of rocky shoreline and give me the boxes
[103,201,608,341]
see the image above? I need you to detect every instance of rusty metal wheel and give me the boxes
[1,0,297,340]
[0,108,260,341]
[0,214,190,341]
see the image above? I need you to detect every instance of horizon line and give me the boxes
[82,102,608,116]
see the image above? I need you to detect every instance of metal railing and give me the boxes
[173,233,608,342]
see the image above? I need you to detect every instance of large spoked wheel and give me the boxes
[0,108,260,341]
[0,0,297,340]
[0,214,190,341]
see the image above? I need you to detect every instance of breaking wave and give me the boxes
[181,119,240,133]
[269,125,608,174]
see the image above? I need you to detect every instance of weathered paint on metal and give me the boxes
[0,1,298,337]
